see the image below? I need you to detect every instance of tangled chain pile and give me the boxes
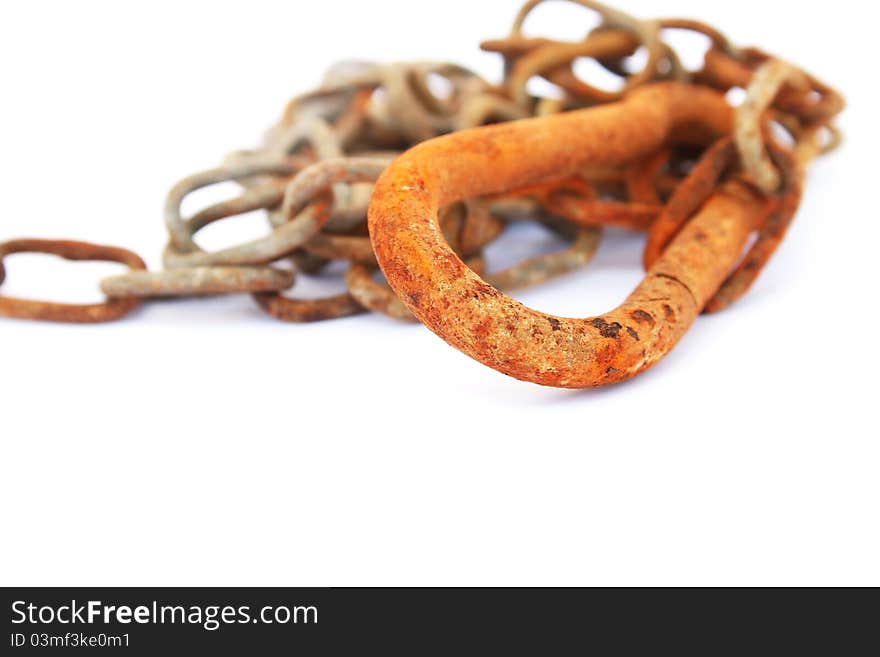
[0,1,843,385]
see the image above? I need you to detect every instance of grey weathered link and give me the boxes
[735,58,809,194]
[101,266,295,299]
[164,157,302,253]
[270,116,354,224]
[509,0,664,94]
[188,180,287,234]
[164,156,392,269]
[370,62,490,141]
[277,157,391,223]
[485,224,601,291]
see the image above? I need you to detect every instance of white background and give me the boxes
[0,1,876,586]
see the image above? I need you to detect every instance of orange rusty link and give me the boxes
[642,137,738,269]
[495,176,661,232]
[368,82,770,388]
[705,141,803,313]
[252,291,365,323]
[625,148,669,205]
[0,239,146,323]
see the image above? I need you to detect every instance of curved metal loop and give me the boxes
[504,29,641,106]
[164,156,303,254]
[0,239,146,323]
[267,115,359,222]
[658,18,741,60]
[643,137,738,269]
[509,0,665,97]
[368,83,761,388]
[348,205,600,323]
[164,157,392,269]
[541,185,661,231]
[375,62,488,141]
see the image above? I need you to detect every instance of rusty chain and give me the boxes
[0,1,843,387]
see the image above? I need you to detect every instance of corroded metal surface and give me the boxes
[101,266,295,298]
[0,239,146,322]
[368,83,753,387]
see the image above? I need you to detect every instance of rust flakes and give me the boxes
[630,309,655,326]
[589,318,623,339]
